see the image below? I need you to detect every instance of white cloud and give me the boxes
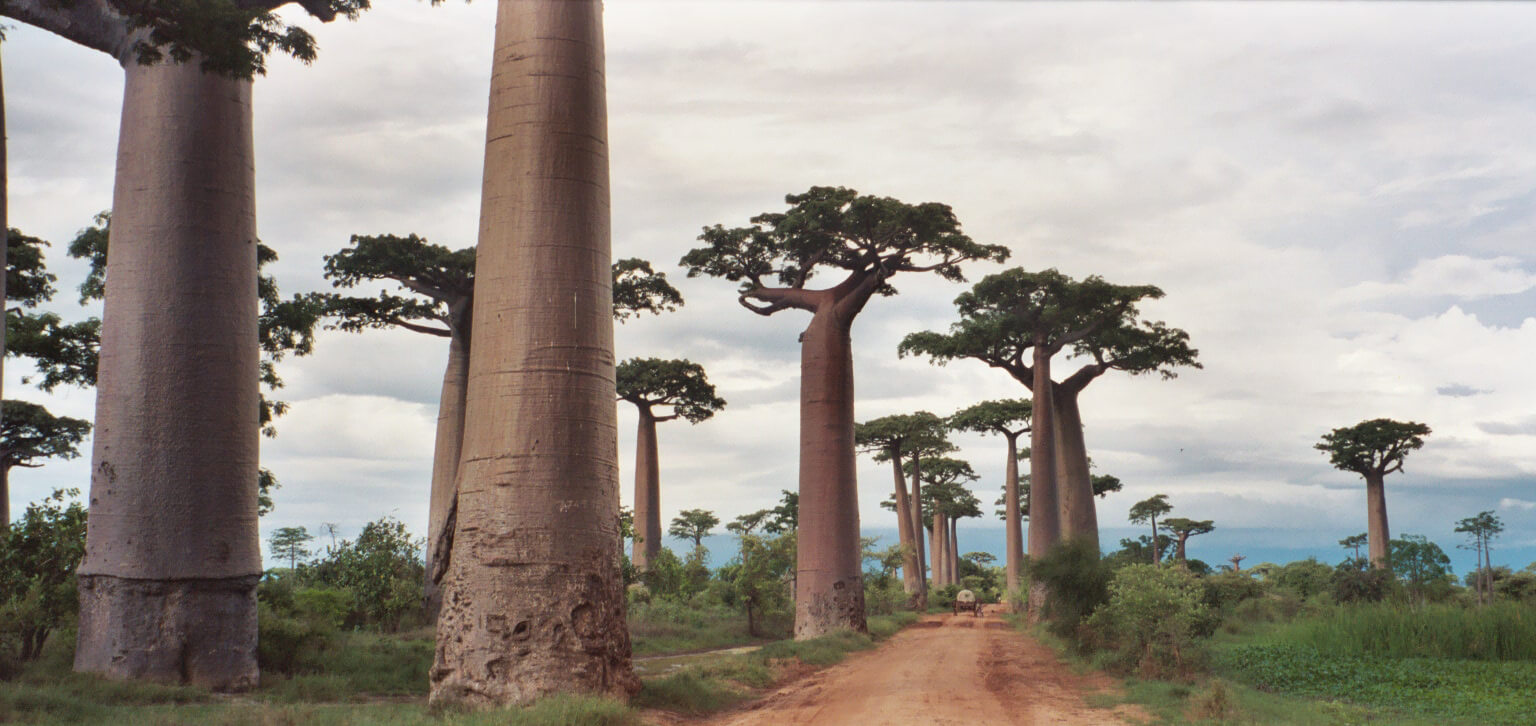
[1501,498,1536,512]
[1338,255,1536,303]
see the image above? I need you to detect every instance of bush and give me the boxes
[1269,558,1333,599]
[1030,538,1111,641]
[862,575,907,616]
[1331,565,1393,604]
[1085,564,1214,678]
[306,517,426,631]
[0,489,87,674]
[256,602,334,675]
[1202,571,1265,611]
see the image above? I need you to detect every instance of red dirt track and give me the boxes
[695,611,1144,725]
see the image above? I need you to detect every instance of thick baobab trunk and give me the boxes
[794,306,866,638]
[910,452,926,587]
[948,516,960,585]
[930,511,946,586]
[75,59,260,690]
[1150,516,1163,564]
[1364,471,1390,570]
[889,447,925,608]
[1003,435,1023,602]
[1054,389,1098,552]
[425,329,470,616]
[1175,534,1189,564]
[1026,346,1059,616]
[631,406,662,570]
[430,0,638,706]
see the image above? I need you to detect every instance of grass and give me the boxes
[1261,601,1536,661]
[627,600,791,656]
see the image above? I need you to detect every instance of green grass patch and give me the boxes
[1263,602,1536,661]
[627,601,790,656]
[1216,643,1536,725]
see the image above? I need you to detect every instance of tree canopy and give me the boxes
[1,400,91,475]
[947,398,1031,438]
[668,509,720,547]
[1160,518,1214,538]
[681,186,1009,318]
[1315,418,1432,477]
[615,358,725,423]
[855,411,951,461]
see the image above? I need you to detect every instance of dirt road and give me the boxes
[701,612,1142,726]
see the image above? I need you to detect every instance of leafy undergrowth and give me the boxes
[635,611,919,716]
[1261,601,1536,661]
[1215,643,1536,725]
[261,629,435,701]
[628,601,792,656]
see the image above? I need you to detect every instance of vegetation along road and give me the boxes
[701,612,1142,725]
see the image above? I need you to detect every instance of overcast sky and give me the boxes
[5,1,1534,573]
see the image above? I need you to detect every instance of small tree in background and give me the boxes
[1455,511,1503,606]
[1316,418,1431,570]
[1390,535,1453,605]
[1339,533,1369,568]
[669,509,720,548]
[268,527,314,571]
[1,401,90,526]
[1128,495,1173,565]
[1159,518,1214,565]
[948,399,1031,600]
[0,489,87,668]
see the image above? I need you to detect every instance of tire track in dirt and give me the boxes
[689,612,1144,726]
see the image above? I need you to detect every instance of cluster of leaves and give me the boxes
[1084,564,1216,678]
[0,490,87,673]
[261,517,426,633]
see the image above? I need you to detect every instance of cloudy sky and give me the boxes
[5,1,1535,574]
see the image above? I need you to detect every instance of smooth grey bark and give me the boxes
[909,451,926,589]
[1026,344,1059,618]
[424,327,469,616]
[74,58,261,690]
[630,406,662,570]
[1365,471,1390,570]
[1054,387,1098,551]
[948,515,959,586]
[429,0,637,706]
[888,444,925,608]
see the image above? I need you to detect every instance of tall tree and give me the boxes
[2,0,373,689]
[267,526,313,571]
[1158,517,1213,565]
[0,400,91,524]
[667,509,720,549]
[616,358,723,571]
[319,235,680,607]
[431,0,639,705]
[1127,495,1172,565]
[1339,533,1368,566]
[854,411,947,608]
[682,186,1006,638]
[1455,510,1503,606]
[908,457,977,588]
[1316,418,1431,570]
[901,268,1190,559]
[947,399,1030,600]
[1390,535,1452,606]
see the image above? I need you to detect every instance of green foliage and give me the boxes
[1085,564,1214,677]
[1217,643,1536,724]
[611,258,684,320]
[855,410,952,462]
[0,489,87,670]
[668,510,720,547]
[5,229,57,306]
[1270,558,1335,599]
[305,517,425,631]
[268,526,314,570]
[1265,601,1536,661]
[1332,563,1394,604]
[616,358,725,423]
[1315,418,1431,476]
[947,399,1031,436]
[681,186,1009,308]
[1391,534,1455,603]
[1201,571,1265,611]
[1,401,92,477]
[728,532,795,636]
[1031,538,1112,640]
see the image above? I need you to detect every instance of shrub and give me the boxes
[1331,565,1393,603]
[1202,571,1265,611]
[0,489,87,674]
[256,602,333,675]
[1030,538,1111,641]
[1085,564,1213,678]
[1270,558,1333,599]
[862,575,907,616]
[306,517,426,631]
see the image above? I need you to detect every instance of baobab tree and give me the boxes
[1159,518,1214,565]
[2,0,380,689]
[1,400,91,524]
[909,457,978,588]
[617,358,723,570]
[430,0,640,706]
[1316,418,1431,570]
[855,411,948,608]
[682,186,1006,638]
[1455,510,1503,605]
[1128,495,1173,565]
[901,269,1185,559]
[948,399,1030,599]
[667,509,720,549]
[317,234,679,606]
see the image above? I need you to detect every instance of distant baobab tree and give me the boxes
[1316,418,1431,570]
[683,186,1007,638]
